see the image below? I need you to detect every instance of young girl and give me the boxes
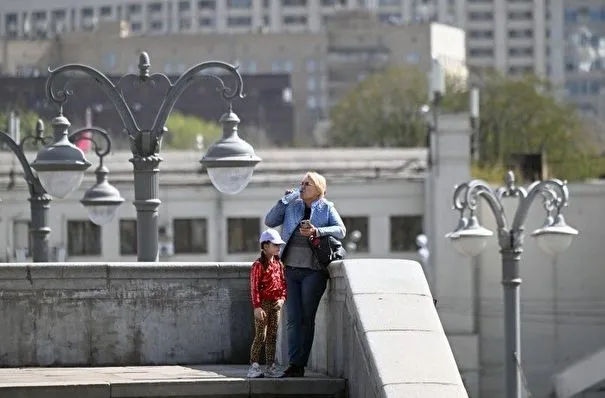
[247,228,288,378]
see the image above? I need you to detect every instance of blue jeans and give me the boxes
[285,266,328,367]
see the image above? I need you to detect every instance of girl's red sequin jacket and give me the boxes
[250,256,287,309]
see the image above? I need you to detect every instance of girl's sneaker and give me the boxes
[265,363,282,378]
[247,362,264,378]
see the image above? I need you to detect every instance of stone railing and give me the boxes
[277,259,469,398]
[0,260,467,397]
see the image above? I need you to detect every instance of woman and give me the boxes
[264,171,346,378]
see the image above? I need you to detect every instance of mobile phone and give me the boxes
[300,220,311,228]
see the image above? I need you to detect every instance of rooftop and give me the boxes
[0,147,427,190]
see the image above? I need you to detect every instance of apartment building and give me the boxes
[556,1,605,119]
[0,0,453,38]
[0,11,466,144]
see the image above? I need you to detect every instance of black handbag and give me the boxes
[307,235,346,268]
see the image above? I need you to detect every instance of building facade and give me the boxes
[0,147,427,263]
[0,12,467,144]
[0,0,457,38]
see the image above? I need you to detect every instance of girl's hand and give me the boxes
[274,299,285,310]
[254,308,266,322]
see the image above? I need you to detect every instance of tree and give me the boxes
[328,66,465,147]
[476,72,595,180]
[328,66,600,180]
[165,112,222,150]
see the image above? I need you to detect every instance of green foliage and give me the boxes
[165,112,222,150]
[0,109,46,150]
[329,66,432,147]
[475,72,593,181]
[329,66,600,181]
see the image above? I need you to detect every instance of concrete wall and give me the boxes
[0,260,468,398]
[278,259,469,398]
[0,262,254,366]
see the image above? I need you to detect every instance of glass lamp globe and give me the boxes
[30,115,91,199]
[206,166,255,195]
[449,216,493,257]
[86,205,120,226]
[531,214,578,256]
[80,166,124,226]
[36,171,86,199]
[201,109,261,195]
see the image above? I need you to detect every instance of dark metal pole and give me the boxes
[131,155,161,261]
[29,194,51,262]
[501,245,522,398]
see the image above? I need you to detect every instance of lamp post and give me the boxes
[0,119,122,261]
[68,126,124,225]
[447,171,578,398]
[36,52,261,261]
[0,120,52,262]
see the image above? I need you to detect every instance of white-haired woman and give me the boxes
[264,171,346,377]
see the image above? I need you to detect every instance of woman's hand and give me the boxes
[254,307,266,322]
[299,222,317,237]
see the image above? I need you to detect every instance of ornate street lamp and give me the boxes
[68,127,124,225]
[447,171,578,398]
[0,120,53,262]
[40,52,261,261]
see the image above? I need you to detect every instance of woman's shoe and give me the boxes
[265,363,283,378]
[279,364,304,377]
[247,362,264,378]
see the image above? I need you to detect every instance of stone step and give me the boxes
[0,364,346,398]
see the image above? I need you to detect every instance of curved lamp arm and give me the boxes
[151,60,244,133]
[46,66,139,134]
[0,121,51,197]
[453,179,508,231]
[68,127,112,166]
[511,178,569,231]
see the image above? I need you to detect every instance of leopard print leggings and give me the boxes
[250,300,281,364]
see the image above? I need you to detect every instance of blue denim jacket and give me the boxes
[264,192,346,254]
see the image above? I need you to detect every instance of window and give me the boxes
[390,215,423,252]
[283,15,307,25]
[148,2,163,12]
[469,48,494,57]
[173,218,208,253]
[119,219,137,255]
[283,0,307,6]
[469,30,493,39]
[227,16,251,26]
[179,18,192,30]
[341,216,369,252]
[127,4,142,14]
[178,1,191,11]
[468,11,492,21]
[13,220,31,258]
[228,217,260,253]
[150,20,163,30]
[81,7,94,17]
[227,0,252,8]
[199,0,216,9]
[68,220,101,256]
[100,6,112,17]
[199,17,215,27]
